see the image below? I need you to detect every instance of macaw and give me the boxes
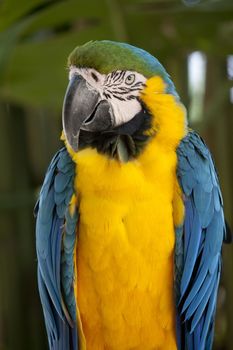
[35,40,226,350]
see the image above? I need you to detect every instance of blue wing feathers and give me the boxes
[35,148,78,350]
[181,208,202,296]
[174,226,184,303]
[200,272,220,349]
[189,268,217,329]
[175,131,225,350]
[38,270,59,342]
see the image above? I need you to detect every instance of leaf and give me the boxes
[0,25,114,109]
[0,0,44,31]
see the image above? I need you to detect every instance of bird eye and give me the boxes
[125,74,135,85]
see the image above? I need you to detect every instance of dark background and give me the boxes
[0,0,232,349]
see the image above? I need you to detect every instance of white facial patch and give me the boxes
[69,66,147,126]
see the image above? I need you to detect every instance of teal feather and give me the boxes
[175,131,225,350]
[35,148,78,350]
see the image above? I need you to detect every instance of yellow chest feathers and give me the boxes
[69,77,187,350]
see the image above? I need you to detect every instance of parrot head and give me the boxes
[62,40,181,159]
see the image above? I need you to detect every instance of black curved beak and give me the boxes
[62,74,113,151]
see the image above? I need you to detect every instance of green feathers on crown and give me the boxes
[67,40,178,96]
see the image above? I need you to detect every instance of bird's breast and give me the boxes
[73,143,178,350]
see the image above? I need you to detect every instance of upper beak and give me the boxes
[62,74,113,151]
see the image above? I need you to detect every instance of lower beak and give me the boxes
[62,74,113,151]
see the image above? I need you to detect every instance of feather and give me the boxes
[175,131,224,349]
[35,148,78,350]
[116,136,130,162]
[180,209,202,297]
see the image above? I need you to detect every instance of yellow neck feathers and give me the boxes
[140,76,187,151]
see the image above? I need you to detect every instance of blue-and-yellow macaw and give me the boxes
[35,41,227,350]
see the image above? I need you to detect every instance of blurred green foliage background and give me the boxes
[0,0,232,349]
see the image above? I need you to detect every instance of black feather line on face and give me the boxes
[111,94,125,101]
[78,104,153,160]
